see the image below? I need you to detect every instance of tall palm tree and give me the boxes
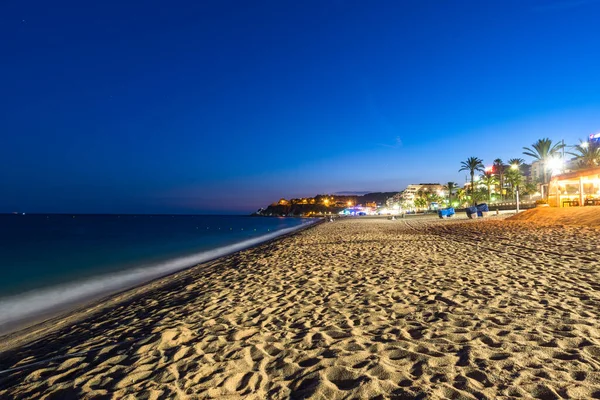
[459,157,485,206]
[505,159,525,199]
[522,138,565,190]
[505,167,524,201]
[444,182,458,206]
[493,159,505,200]
[480,172,498,203]
[507,157,525,167]
[567,140,600,169]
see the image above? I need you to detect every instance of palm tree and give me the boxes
[522,181,539,199]
[459,157,485,206]
[456,188,467,206]
[505,166,524,201]
[414,197,427,210]
[507,157,525,167]
[427,192,443,208]
[567,140,600,169]
[480,172,498,203]
[473,187,487,204]
[522,138,565,193]
[493,159,505,200]
[444,182,458,206]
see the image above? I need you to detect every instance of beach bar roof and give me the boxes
[548,166,600,207]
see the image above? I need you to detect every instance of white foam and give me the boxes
[0,220,316,332]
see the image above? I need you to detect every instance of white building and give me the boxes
[385,192,404,208]
[530,160,543,183]
[400,183,444,204]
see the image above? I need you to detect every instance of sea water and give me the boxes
[0,214,317,332]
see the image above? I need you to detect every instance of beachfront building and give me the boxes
[520,163,532,183]
[530,160,543,184]
[385,192,404,208]
[400,183,444,204]
[380,192,404,214]
[397,183,445,211]
[547,166,600,207]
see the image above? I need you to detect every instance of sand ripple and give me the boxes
[1,215,600,399]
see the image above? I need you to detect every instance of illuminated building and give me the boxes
[547,166,600,207]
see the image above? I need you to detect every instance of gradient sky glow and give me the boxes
[2,0,600,214]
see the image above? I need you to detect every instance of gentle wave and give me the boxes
[0,220,316,331]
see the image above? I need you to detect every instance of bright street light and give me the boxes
[546,156,564,175]
[509,163,521,212]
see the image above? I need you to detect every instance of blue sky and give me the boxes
[2,0,599,213]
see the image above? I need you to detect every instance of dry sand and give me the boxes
[507,206,600,227]
[1,211,600,399]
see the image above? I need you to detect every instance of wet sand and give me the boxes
[1,213,600,399]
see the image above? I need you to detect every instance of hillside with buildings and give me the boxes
[253,142,600,217]
[254,192,398,216]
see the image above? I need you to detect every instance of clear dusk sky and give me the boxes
[2,0,600,214]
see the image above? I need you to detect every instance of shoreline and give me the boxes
[0,213,520,344]
[1,214,599,398]
[0,219,322,345]
[0,210,555,343]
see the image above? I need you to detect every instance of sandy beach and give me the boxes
[1,212,600,399]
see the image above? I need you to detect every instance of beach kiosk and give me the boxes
[547,166,600,207]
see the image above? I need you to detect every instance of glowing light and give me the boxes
[511,164,519,170]
[485,166,493,172]
[581,141,589,148]
[546,157,564,174]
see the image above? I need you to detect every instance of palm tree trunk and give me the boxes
[543,163,547,185]
[470,172,475,206]
[542,163,548,200]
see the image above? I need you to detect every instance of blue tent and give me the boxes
[438,207,455,218]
